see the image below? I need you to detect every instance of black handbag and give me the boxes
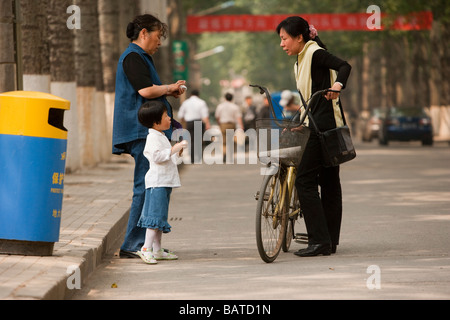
[314,122,356,167]
[298,91,356,167]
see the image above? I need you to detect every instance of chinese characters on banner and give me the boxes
[187,12,433,34]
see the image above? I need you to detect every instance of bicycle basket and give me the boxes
[256,118,311,167]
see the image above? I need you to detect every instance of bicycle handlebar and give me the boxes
[249,84,340,127]
[249,84,278,120]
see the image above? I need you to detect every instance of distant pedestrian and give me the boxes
[178,89,211,164]
[215,93,244,162]
[279,90,300,119]
[242,95,257,130]
[257,97,271,120]
[136,100,186,264]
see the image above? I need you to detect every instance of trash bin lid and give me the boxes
[0,91,70,140]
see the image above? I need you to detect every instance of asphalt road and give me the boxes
[72,141,450,301]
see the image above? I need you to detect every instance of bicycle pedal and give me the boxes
[295,233,308,241]
[295,233,308,238]
[255,191,270,201]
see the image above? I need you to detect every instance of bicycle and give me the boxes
[251,84,337,263]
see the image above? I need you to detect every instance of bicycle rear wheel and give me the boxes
[256,172,287,263]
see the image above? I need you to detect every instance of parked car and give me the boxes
[361,108,384,142]
[378,107,433,146]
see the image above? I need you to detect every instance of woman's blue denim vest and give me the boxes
[112,43,173,155]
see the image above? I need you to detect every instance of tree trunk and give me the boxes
[91,0,109,163]
[98,0,120,148]
[47,0,80,172]
[74,0,98,167]
[384,40,396,107]
[410,31,430,109]
[119,0,139,51]
[440,22,450,106]
[0,0,16,92]
[438,21,450,138]
[347,56,364,140]
[399,35,412,106]
[429,20,443,136]
[361,42,369,112]
[20,0,50,92]
[367,40,382,110]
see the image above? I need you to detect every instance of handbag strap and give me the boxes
[298,90,321,134]
[298,90,348,134]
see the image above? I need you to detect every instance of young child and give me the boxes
[136,100,187,264]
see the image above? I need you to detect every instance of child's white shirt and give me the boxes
[144,129,181,188]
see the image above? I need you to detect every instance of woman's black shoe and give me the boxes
[119,248,170,258]
[294,244,331,257]
[119,249,139,258]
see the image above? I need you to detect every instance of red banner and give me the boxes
[187,11,433,34]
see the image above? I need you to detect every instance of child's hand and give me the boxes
[177,140,188,156]
[179,140,188,148]
[171,140,188,156]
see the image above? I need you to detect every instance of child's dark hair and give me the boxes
[138,100,167,128]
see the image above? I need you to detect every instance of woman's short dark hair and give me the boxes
[276,16,326,50]
[138,100,167,128]
[126,14,168,41]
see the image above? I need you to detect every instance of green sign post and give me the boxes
[173,40,189,82]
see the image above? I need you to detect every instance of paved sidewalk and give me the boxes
[0,155,135,300]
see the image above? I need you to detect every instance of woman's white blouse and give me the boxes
[144,129,181,188]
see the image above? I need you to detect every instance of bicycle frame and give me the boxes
[278,166,296,215]
[285,166,300,218]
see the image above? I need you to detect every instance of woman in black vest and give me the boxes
[113,14,185,258]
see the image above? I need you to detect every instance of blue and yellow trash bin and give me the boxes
[0,91,70,256]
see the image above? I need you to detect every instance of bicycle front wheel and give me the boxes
[256,172,287,263]
[282,185,300,252]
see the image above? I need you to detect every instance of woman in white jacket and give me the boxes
[277,16,352,257]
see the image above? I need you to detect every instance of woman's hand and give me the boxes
[325,82,342,100]
[289,125,307,132]
[167,80,187,98]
